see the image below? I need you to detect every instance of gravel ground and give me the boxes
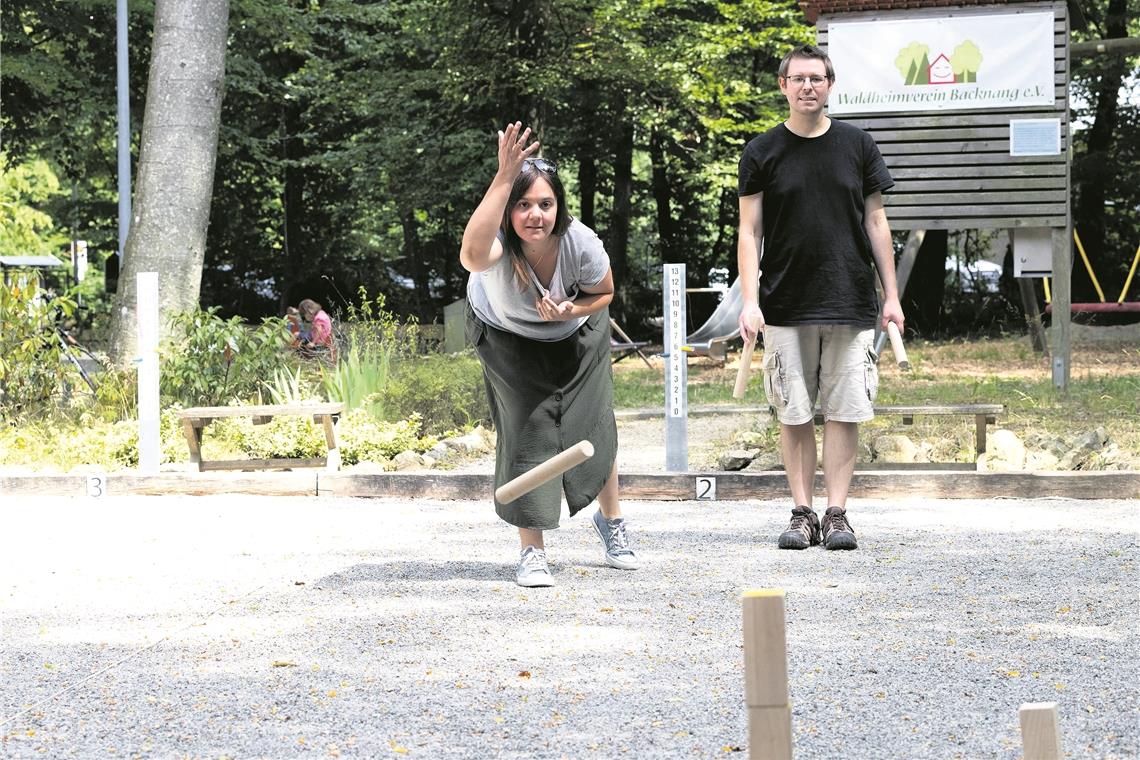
[1,494,1137,759]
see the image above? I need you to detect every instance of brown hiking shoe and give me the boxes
[821,506,857,550]
[778,506,821,550]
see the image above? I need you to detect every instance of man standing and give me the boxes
[737,44,904,551]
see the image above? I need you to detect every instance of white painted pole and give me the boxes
[136,273,160,473]
[663,264,687,472]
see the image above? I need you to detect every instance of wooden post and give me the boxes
[494,441,594,504]
[1019,702,1062,760]
[1050,224,1071,391]
[1017,277,1049,357]
[743,589,792,760]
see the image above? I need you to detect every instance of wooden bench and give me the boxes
[814,403,1005,460]
[178,402,344,472]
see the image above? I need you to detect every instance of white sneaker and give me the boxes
[515,546,554,587]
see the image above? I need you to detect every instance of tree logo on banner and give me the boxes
[895,40,983,85]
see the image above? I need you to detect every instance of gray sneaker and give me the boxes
[591,510,640,570]
[516,545,554,587]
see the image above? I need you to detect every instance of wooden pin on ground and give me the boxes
[743,589,792,760]
[1019,702,1063,760]
[886,321,910,371]
[733,315,762,399]
[494,440,594,504]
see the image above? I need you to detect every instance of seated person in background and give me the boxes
[298,298,336,359]
[285,306,307,348]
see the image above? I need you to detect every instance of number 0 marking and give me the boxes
[696,476,716,500]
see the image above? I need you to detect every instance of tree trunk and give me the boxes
[280,103,306,310]
[1072,0,1128,301]
[401,210,431,321]
[649,129,679,263]
[608,121,634,316]
[903,229,948,336]
[578,156,596,230]
[109,0,229,366]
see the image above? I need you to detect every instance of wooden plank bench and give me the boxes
[814,403,1005,460]
[178,402,344,472]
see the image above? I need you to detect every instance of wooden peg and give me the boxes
[1019,702,1062,760]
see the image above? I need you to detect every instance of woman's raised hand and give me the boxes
[497,121,540,180]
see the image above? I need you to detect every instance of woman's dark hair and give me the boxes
[501,161,571,291]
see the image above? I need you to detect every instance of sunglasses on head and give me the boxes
[524,157,558,175]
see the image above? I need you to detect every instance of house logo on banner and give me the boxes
[895,40,982,85]
[827,12,1055,114]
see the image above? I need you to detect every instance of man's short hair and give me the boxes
[778,44,836,82]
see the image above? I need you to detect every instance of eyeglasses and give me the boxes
[524,157,558,174]
[783,75,829,87]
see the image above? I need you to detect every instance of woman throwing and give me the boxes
[460,122,639,587]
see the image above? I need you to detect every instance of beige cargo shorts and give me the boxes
[761,324,878,426]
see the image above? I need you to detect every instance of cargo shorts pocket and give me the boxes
[763,350,787,410]
[863,347,879,403]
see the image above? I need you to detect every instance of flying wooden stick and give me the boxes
[733,315,762,399]
[494,440,595,504]
[886,321,910,370]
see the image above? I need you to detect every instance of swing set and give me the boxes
[1043,232,1140,314]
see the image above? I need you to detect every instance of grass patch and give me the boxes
[612,336,1140,464]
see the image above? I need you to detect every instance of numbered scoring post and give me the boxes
[695,476,716,500]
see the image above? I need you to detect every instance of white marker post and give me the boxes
[663,264,687,471]
[743,589,793,760]
[136,272,160,473]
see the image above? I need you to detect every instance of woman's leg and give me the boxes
[597,462,621,519]
[518,527,545,550]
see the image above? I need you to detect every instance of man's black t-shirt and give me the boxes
[738,120,893,327]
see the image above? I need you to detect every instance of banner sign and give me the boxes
[827,12,1055,114]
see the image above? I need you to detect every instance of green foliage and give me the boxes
[338,410,437,465]
[318,289,418,414]
[378,353,490,435]
[161,307,293,406]
[0,282,91,418]
[0,154,69,258]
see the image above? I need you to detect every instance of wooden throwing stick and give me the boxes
[743,589,793,760]
[733,315,762,399]
[494,440,595,504]
[886,321,910,371]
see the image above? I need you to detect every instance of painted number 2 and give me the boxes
[695,476,716,501]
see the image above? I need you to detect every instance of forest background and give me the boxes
[3,0,1138,342]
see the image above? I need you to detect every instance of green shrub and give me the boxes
[380,353,489,435]
[339,410,437,465]
[0,284,92,418]
[161,307,293,407]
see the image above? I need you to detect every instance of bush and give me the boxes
[380,353,489,435]
[0,284,92,418]
[161,307,293,406]
[339,410,437,465]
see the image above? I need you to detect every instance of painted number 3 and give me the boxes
[695,477,716,501]
[86,475,105,498]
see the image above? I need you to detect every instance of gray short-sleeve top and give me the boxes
[466,218,610,341]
